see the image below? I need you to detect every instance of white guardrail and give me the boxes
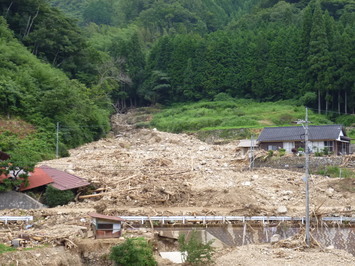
[0,216,33,224]
[119,216,355,224]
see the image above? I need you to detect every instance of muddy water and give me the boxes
[156,224,355,255]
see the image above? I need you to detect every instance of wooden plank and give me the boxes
[79,192,111,199]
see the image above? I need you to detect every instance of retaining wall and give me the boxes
[0,191,45,210]
[254,156,345,172]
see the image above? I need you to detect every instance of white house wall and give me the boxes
[113,223,121,233]
[283,142,295,153]
[310,141,324,152]
[282,141,325,153]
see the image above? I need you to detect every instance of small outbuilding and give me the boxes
[237,139,259,155]
[89,213,125,239]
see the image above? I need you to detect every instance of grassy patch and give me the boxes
[316,166,354,178]
[150,99,332,134]
[0,244,16,254]
[347,129,355,143]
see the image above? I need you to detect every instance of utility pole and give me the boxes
[296,108,310,247]
[56,122,59,158]
[304,108,310,247]
[250,134,254,170]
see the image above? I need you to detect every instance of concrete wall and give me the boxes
[0,191,45,210]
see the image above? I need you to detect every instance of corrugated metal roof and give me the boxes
[237,139,259,148]
[1,168,54,191]
[257,125,345,142]
[19,168,54,191]
[40,165,90,191]
[88,212,125,222]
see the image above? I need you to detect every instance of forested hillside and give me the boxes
[49,0,355,114]
[0,0,354,165]
[0,3,110,171]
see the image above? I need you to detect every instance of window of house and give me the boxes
[324,141,333,152]
[268,145,278,151]
[97,223,113,230]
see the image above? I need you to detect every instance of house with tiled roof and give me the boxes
[257,125,350,155]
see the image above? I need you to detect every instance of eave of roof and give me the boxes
[237,139,259,148]
[19,168,54,191]
[88,212,125,222]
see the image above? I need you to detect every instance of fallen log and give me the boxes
[95,188,107,192]
[79,192,111,199]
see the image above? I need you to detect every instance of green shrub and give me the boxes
[299,92,316,106]
[109,237,157,266]
[322,147,329,156]
[278,148,286,157]
[272,114,295,125]
[178,230,215,265]
[213,92,234,102]
[314,151,323,157]
[335,115,355,126]
[44,185,74,207]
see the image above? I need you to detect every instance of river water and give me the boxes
[156,224,355,255]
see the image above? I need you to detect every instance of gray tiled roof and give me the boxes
[257,125,345,142]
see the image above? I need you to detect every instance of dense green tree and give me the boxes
[109,32,146,108]
[0,130,50,191]
[0,78,22,118]
[83,0,114,25]
[307,1,330,113]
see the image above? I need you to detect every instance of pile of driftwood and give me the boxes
[0,212,92,250]
[78,167,194,207]
[5,225,89,250]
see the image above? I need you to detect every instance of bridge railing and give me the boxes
[118,216,354,224]
[0,216,33,224]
